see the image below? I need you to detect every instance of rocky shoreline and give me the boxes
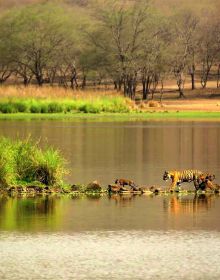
[1,180,220,196]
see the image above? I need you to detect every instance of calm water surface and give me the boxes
[0,120,220,186]
[1,120,220,280]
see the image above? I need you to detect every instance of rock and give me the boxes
[51,187,62,193]
[71,184,80,192]
[26,186,35,193]
[7,186,16,192]
[17,186,25,193]
[150,186,161,194]
[147,101,161,108]
[25,185,44,193]
[120,185,133,193]
[132,186,142,192]
[86,180,102,192]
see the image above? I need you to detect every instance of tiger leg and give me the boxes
[170,177,178,192]
[193,179,200,191]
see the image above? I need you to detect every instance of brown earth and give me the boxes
[136,87,220,112]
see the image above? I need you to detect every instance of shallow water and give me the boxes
[0,194,220,279]
[1,120,220,279]
[0,120,220,186]
[1,230,220,280]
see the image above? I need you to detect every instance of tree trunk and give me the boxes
[81,75,87,89]
[177,72,186,98]
[35,74,44,86]
[201,74,208,89]
[0,71,12,84]
[200,62,212,89]
[191,73,195,90]
[159,80,164,103]
[142,76,150,100]
[217,64,220,88]
[179,88,185,98]
[189,64,196,90]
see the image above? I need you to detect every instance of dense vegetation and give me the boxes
[0,137,66,188]
[0,97,130,114]
[0,0,220,99]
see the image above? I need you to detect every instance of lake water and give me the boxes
[0,120,220,186]
[0,119,220,280]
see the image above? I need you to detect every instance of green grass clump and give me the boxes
[0,137,67,188]
[13,101,28,113]
[0,97,131,114]
[0,103,17,113]
[0,139,16,187]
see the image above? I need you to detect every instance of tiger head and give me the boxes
[163,171,171,181]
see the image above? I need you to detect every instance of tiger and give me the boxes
[115,179,136,188]
[163,170,215,191]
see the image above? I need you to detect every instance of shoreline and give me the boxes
[0,111,220,121]
[1,185,219,196]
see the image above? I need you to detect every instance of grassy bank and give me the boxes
[0,86,220,120]
[0,96,131,114]
[0,111,220,121]
[0,137,67,189]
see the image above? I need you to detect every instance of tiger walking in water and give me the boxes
[163,170,215,191]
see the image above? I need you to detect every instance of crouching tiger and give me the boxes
[163,170,215,191]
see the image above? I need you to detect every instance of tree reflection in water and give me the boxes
[0,195,62,231]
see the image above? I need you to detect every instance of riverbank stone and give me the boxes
[85,181,102,192]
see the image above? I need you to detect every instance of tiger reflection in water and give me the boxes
[164,194,214,215]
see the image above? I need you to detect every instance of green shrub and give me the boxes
[48,102,63,113]
[14,101,28,113]
[0,96,132,114]
[14,139,39,183]
[78,103,101,113]
[34,148,65,185]
[0,103,17,113]
[0,137,67,188]
[30,103,41,113]
[40,103,49,113]
[0,138,16,187]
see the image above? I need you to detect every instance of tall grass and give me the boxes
[0,137,67,188]
[0,86,132,114]
[0,86,117,99]
[0,97,131,114]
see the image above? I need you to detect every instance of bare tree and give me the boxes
[170,10,198,98]
[88,0,150,99]
[198,16,220,88]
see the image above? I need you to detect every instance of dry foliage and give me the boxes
[0,86,120,100]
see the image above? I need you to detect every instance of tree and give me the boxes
[137,12,170,100]
[0,12,15,84]
[88,0,150,99]
[198,15,220,88]
[3,3,74,86]
[170,10,198,97]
